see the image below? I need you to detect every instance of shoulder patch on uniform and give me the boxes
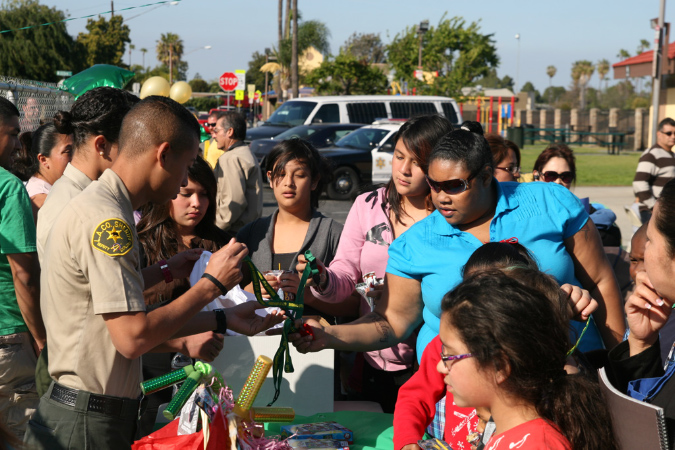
[91,218,133,256]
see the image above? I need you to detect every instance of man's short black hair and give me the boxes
[218,111,246,141]
[658,117,675,131]
[118,96,200,159]
[0,97,20,124]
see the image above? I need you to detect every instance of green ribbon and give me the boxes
[566,317,591,357]
[243,250,319,405]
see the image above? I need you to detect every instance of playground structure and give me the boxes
[458,95,517,135]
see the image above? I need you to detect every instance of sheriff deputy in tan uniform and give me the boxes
[24,96,282,449]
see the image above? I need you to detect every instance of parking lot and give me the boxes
[263,184,636,248]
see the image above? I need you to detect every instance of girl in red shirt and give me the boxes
[438,270,617,450]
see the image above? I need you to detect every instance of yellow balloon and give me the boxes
[140,76,170,99]
[169,81,193,104]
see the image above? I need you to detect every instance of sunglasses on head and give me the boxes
[426,172,478,195]
[541,171,574,184]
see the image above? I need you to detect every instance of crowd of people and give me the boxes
[0,86,673,450]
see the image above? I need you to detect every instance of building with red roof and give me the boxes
[613,29,673,146]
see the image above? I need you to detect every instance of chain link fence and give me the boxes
[0,76,74,134]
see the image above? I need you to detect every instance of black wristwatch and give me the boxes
[213,309,227,334]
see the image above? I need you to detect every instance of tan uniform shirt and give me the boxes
[41,169,145,398]
[36,163,92,265]
[213,142,263,232]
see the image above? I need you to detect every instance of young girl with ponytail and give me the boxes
[438,271,617,450]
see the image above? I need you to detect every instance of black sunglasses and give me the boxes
[541,171,574,184]
[661,131,674,137]
[426,172,478,195]
[206,122,217,128]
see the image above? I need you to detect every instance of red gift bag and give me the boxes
[132,409,230,450]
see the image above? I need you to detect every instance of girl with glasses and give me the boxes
[436,271,616,450]
[485,133,521,183]
[394,242,599,450]
[291,120,625,368]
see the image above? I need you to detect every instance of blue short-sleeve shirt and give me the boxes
[386,180,603,359]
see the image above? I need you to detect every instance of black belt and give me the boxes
[50,383,141,419]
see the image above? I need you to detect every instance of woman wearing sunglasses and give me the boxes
[533,143,623,248]
[532,143,576,188]
[291,121,625,367]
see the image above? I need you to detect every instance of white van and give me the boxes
[246,95,462,142]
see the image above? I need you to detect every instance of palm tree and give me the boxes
[616,49,631,60]
[546,65,557,105]
[265,18,330,102]
[636,39,650,55]
[156,33,184,83]
[128,44,135,66]
[571,60,594,110]
[546,65,556,87]
[141,48,147,69]
[596,59,609,91]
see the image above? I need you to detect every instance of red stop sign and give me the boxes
[219,72,238,91]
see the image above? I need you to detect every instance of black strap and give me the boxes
[201,273,228,296]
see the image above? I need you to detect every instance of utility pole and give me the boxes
[651,0,667,145]
[515,34,521,93]
[111,0,114,17]
[169,43,174,85]
[291,0,298,99]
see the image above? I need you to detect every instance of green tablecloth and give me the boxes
[265,411,394,450]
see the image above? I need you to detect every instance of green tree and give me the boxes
[0,0,82,81]
[140,48,148,69]
[472,68,513,90]
[247,51,268,91]
[188,77,209,93]
[571,60,594,109]
[156,32,185,81]
[304,52,388,95]
[546,65,557,104]
[272,17,330,101]
[386,15,499,97]
[596,59,609,91]
[342,32,386,64]
[521,81,542,102]
[636,39,650,55]
[542,86,566,106]
[77,15,130,67]
[616,49,631,60]
[546,65,557,86]
[277,19,330,67]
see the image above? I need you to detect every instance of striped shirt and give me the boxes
[633,144,675,211]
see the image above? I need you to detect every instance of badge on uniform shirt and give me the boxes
[91,218,133,256]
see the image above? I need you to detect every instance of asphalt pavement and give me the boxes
[263,185,638,249]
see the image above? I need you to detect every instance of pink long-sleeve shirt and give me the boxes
[311,187,415,371]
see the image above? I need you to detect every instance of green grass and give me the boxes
[519,143,641,186]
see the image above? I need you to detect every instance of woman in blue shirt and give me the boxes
[291,122,625,361]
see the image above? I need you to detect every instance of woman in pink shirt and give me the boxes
[297,114,454,412]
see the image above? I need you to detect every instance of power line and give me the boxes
[0,0,181,34]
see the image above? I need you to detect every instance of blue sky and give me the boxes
[38,0,671,94]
